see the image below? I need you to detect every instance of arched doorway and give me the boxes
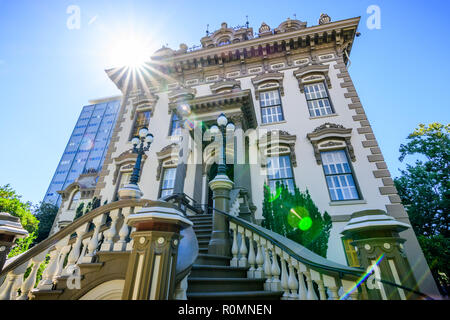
[206,163,234,214]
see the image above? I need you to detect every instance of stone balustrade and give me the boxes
[227,215,365,300]
[0,199,153,300]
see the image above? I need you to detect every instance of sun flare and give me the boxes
[108,34,157,68]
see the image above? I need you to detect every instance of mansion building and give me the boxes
[2,14,440,300]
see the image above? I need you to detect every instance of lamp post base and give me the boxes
[118,183,143,200]
[208,174,233,256]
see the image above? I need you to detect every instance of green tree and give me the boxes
[394,122,450,295]
[262,183,332,258]
[0,184,39,258]
[33,202,59,243]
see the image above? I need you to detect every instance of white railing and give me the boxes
[225,212,365,300]
[0,199,165,300]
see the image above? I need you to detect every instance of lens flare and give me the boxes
[264,185,282,202]
[288,207,313,231]
[340,253,385,300]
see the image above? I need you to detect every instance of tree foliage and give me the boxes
[34,202,59,243]
[0,184,39,234]
[0,184,39,258]
[394,122,449,295]
[262,183,332,258]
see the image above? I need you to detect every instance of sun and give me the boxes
[108,34,157,68]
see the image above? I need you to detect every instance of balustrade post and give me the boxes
[82,213,107,263]
[77,238,90,264]
[238,226,248,268]
[246,230,255,278]
[101,209,121,251]
[262,239,272,291]
[305,268,318,300]
[114,207,133,251]
[254,235,264,279]
[64,224,88,275]
[18,251,48,300]
[0,261,29,300]
[322,274,340,300]
[280,253,289,299]
[230,224,238,267]
[296,262,308,300]
[38,236,69,290]
[310,269,327,300]
[270,245,281,292]
[55,244,71,282]
[287,257,299,300]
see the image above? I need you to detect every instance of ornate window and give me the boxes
[130,110,151,139]
[68,191,80,210]
[259,89,284,124]
[304,82,334,117]
[294,64,334,117]
[321,150,360,201]
[160,168,176,198]
[307,123,360,202]
[169,112,182,136]
[267,155,295,194]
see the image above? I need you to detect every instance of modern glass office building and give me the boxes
[42,97,121,207]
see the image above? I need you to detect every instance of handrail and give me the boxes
[212,207,364,278]
[378,279,434,300]
[0,199,177,278]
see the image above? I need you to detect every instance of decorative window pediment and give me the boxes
[112,150,147,184]
[168,87,196,114]
[293,63,331,93]
[258,130,297,167]
[130,90,158,120]
[156,143,180,181]
[307,123,355,164]
[251,71,284,100]
[210,79,241,95]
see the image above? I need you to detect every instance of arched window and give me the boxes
[69,191,80,210]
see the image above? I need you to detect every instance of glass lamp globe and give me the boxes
[217,113,228,127]
[145,133,154,144]
[139,127,149,138]
[226,122,235,132]
[210,125,219,134]
[131,136,140,146]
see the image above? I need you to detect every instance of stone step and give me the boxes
[190,265,248,278]
[188,215,213,221]
[196,234,211,241]
[187,278,266,293]
[192,222,213,228]
[198,239,210,249]
[193,229,212,237]
[195,254,231,266]
[187,290,283,300]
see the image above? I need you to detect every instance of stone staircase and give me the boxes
[186,214,283,300]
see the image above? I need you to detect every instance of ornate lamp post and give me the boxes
[208,113,235,256]
[118,127,154,200]
[210,113,236,176]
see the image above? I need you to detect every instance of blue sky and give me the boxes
[0,0,449,205]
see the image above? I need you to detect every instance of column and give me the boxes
[121,204,192,300]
